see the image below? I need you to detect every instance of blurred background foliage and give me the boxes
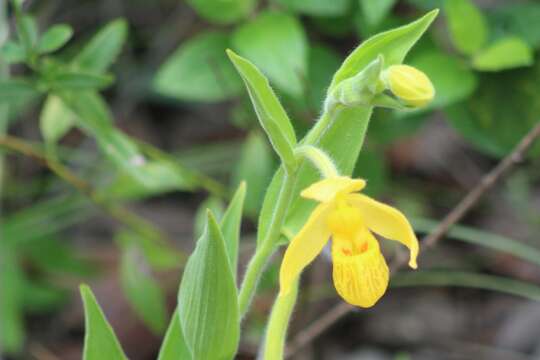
[1,0,540,358]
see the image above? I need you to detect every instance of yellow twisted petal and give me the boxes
[279,202,334,296]
[347,193,419,269]
[301,177,366,203]
[332,232,389,307]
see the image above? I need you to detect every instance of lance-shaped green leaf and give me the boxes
[37,24,73,54]
[73,19,128,73]
[257,10,439,245]
[40,95,78,148]
[178,211,240,360]
[227,49,297,170]
[80,285,127,360]
[47,71,113,91]
[194,197,225,239]
[157,309,192,360]
[220,181,246,274]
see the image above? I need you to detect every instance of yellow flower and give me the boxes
[279,176,419,307]
[385,64,435,107]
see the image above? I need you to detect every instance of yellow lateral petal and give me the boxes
[348,193,419,269]
[301,177,366,203]
[279,202,334,296]
[332,233,389,307]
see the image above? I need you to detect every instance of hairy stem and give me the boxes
[238,169,297,317]
[263,280,299,359]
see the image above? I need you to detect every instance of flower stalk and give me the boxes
[238,168,298,317]
[263,279,299,360]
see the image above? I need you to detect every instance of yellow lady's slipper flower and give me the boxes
[385,64,435,107]
[279,176,419,308]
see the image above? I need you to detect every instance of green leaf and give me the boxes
[0,78,39,103]
[227,49,297,169]
[359,0,396,26]
[58,92,154,185]
[120,245,167,334]
[392,271,540,301]
[446,59,540,157]
[178,211,239,360]
[0,41,26,63]
[73,19,128,73]
[154,31,242,102]
[412,217,540,268]
[444,0,488,55]
[48,71,113,91]
[80,285,127,360]
[232,131,275,216]
[472,36,533,72]
[186,0,256,24]
[409,50,477,108]
[194,197,225,240]
[157,310,192,360]
[17,15,38,52]
[232,11,307,96]
[260,10,439,245]
[275,0,350,16]
[37,24,73,54]
[220,181,246,274]
[40,95,77,146]
[105,160,197,199]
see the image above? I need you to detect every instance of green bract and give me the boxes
[177,211,240,360]
[80,285,127,360]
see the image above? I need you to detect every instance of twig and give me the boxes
[0,134,170,244]
[285,121,540,358]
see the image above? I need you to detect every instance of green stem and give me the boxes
[303,109,336,146]
[238,169,297,317]
[263,280,299,360]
